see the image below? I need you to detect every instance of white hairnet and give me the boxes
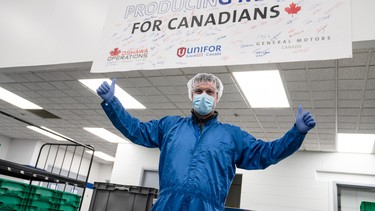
[187,73,224,101]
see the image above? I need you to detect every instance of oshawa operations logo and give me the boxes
[107,47,148,61]
[177,45,222,58]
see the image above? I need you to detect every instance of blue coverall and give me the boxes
[102,96,307,211]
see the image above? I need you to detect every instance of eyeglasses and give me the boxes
[193,88,217,96]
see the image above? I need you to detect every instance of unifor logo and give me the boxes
[177,47,187,57]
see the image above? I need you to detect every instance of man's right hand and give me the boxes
[96,78,116,102]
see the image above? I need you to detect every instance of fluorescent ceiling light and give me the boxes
[86,151,116,162]
[337,133,375,153]
[84,127,129,143]
[27,126,68,141]
[232,70,289,108]
[0,87,42,109]
[79,78,146,109]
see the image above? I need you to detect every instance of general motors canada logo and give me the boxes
[177,47,186,57]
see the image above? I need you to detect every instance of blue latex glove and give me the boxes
[295,105,316,133]
[96,78,116,102]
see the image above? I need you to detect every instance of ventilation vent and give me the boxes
[26,109,61,119]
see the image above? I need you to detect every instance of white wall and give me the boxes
[111,143,159,185]
[0,134,11,159]
[0,0,110,68]
[112,147,375,211]
[5,139,41,165]
[341,187,375,211]
[0,0,375,68]
[239,151,375,211]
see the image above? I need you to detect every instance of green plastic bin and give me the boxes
[361,201,375,211]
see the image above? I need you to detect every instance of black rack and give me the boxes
[0,110,95,210]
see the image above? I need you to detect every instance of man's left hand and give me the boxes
[295,105,316,133]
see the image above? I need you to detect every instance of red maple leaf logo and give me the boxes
[109,48,121,56]
[285,2,301,16]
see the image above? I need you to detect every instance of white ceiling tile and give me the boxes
[138,95,169,103]
[319,134,336,140]
[361,108,375,116]
[309,68,335,81]
[223,84,240,93]
[370,52,375,65]
[338,67,367,79]
[359,123,375,130]
[227,64,278,72]
[50,81,72,90]
[282,69,307,82]
[368,66,375,78]
[175,102,191,109]
[317,128,335,134]
[23,83,46,91]
[338,79,363,90]
[363,99,375,107]
[35,72,73,81]
[312,91,335,100]
[19,73,44,82]
[358,129,375,133]
[165,76,189,86]
[272,109,293,116]
[261,122,278,128]
[0,73,16,83]
[167,95,190,103]
[253,109,275,116]
[366,79,375,89]
[307,60,336,68]
[315,115,335,122]
[338,90,363,100]
[338,108,360,116]
[138,87,162,95]
[215,73,234,84]
[365,90,375,99]
[257,115,277,122]
[338,52,368,67]
[338,99,363,107]
[3,83,29,91]
[275,116,294,122]
[220,93,244,102]
[159,68,184,76]
[317,122,335,129]
[311,80,335,91]
[279,61,306,69]
[148,76,174,86]
[122,78,152,88]
[182,66,228,74]
[314,100,335,108]
[286,81,310,92]
[3,74,29,82]
[290,100,313,108]
[158,86,187,95]
[218,101,248,109]
[360,116,375,123]
[289,92,311,100]
[313,108,334,116]
[338,115,359,123]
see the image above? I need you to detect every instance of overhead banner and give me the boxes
[91,0,352,73]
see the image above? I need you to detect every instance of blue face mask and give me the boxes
[192,93,215,115]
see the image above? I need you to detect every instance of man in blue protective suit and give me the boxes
[97,73,316,211]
